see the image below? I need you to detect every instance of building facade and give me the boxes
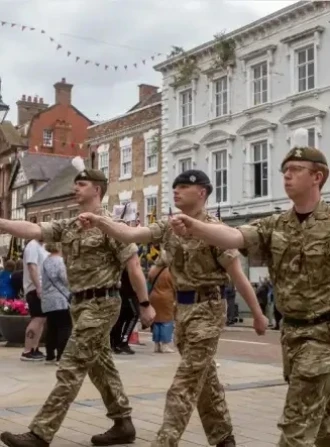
[24,165,79,222]
[9,153,73,221]
[87,84,161,224]
[155,0,330,217]
[155,0,330,313]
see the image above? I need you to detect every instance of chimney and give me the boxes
[16,94,49,126]
[54,77,73,106]
[138,84,158,102]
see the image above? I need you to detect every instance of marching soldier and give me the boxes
[169,128,330,447]
[0,157,155,447]
[78,169,268,447]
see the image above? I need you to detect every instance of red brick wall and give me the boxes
[88,101,162,224]
[28,104,91,157]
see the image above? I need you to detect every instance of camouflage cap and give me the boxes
[74,169,108,183]
[172,169,213,195]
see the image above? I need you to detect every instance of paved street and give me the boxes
[0,328,286,447]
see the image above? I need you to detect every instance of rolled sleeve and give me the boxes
[116,242,138,265]
[218,249,239,269]
[39,220,66,243]
[148,221,168,244]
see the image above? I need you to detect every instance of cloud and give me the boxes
[0,0,296,124]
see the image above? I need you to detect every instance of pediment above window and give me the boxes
[200,129,235,146]
[168,139,199,154]
[279,106,326,125]
[237,118,277,138]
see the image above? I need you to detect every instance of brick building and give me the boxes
[87,84,161,224]
[17,77,92,157]
[0,77,92,255]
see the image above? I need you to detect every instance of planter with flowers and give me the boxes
[0,299,30,345]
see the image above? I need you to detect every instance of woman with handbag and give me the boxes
[41,243,72,365]
[148,251,176,353]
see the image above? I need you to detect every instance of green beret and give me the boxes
[281,147,328,170]
[74,169,107,183]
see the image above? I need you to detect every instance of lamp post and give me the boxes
[0,77,9,124]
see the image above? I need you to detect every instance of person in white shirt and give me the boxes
[21,239,48,361]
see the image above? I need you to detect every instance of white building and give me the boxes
[155,0,330,312]
[155,0,330,218]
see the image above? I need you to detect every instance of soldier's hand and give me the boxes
[79,212,100,229]
[140,305,156,328]
[170,214,195,236]
[253,314,268,336]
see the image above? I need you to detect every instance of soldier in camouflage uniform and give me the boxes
[0,159,155,447]
[170,128,330,447]
[79,169,268,447]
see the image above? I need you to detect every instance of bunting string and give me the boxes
[0,20,164,72]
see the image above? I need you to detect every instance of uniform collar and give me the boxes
[281,200,329,228]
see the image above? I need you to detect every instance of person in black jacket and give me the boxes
[110,268,140,354]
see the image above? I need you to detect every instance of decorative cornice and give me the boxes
[279,105,326,125]
[237,118,277,137]
[280,25,324,45]
[154,1,326,73]
[239,44,277,62]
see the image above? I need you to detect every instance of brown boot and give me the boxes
[217,434,236,447]
[0,431,49,447]
[91,417,136,446]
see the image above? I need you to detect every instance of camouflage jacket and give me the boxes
[148,211,238,290]
[39,209,138,293]
[238,200,330,320]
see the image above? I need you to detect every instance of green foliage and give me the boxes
[212,32,236,70]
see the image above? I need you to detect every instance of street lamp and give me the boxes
[0,78,9,124]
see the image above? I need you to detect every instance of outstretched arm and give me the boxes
[0,219,42,240]
[79,213,152,244]
[171,215,245,249]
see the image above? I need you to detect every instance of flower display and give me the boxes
[0,299,29,316]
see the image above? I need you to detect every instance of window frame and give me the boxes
[178,87,193,128]
[250,140,269,199]
[213,75,229,118]
[43,129,53,148]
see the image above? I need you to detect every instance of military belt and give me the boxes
[176,287,225,305]
[283,311,330,327]
[72,286,118,301]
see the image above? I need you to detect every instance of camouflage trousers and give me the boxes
[29,294,132,443]
[278,323,330,447]
[153,298,232,447]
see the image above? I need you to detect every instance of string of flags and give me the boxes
[0,20,164,72]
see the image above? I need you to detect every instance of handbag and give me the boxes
[148,267,166,295]
[42,263,72,304]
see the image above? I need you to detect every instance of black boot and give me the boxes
[91,417,136,446]
[217,434,236,447]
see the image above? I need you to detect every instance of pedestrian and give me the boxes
[110,267,140,355]
[148,250,176,353]
[169,128,330,447]
[11,259,24,298]
[21,239,48,361]
[41,243,72,364]
[79,169,268,447]
[0,156,155,447]
[224,281,236,326]
[0,259,16,299]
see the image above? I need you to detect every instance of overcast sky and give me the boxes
[0,0,298,124]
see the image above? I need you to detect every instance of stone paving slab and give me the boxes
[0,337,286,446]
